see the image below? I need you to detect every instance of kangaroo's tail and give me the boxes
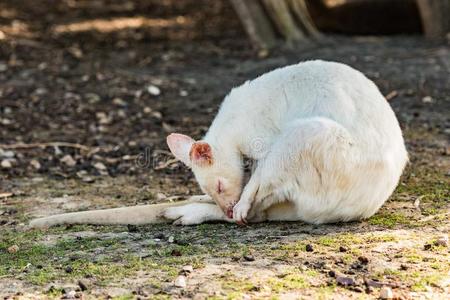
[28,201,191,229]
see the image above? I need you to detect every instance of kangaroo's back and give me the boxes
[208,60,406,164]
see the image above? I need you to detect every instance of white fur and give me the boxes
[29,60,408,228]
[194,60,407,224]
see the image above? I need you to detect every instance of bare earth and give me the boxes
[0,0,449,299]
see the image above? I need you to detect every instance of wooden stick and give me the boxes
[0,142,91,151]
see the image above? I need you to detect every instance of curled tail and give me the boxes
[29,201,192,229]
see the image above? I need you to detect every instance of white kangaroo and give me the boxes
[30,60,408,228]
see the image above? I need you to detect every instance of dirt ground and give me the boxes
[1,0,449,299]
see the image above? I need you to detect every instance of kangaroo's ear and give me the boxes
[166,133,195,166]
[190,142,213,166]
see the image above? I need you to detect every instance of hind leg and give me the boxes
[234,117,355,224]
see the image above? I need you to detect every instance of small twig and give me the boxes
[154,158,179,170]
[385,90,398,101]
[92,154,140,163]
[0,142,91,152]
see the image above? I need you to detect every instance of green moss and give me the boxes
[368,212,411,228]
[405,253,422,264]
[383,268,402,276]
[220,272,257,295]
[411,273,445,292]
[394,165,449,214]
[111,295,135,300]
[268,273,310,292]
[316,285,337,300]
[316,236,340,247]
[1,229,145,285]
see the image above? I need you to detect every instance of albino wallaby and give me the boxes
[30,60,408,228]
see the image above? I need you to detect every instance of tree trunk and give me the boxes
[229,0,277,49]
[287,0,322,39]
[230,0,321,49]
[416,0,450,39]
[262,0,306,42]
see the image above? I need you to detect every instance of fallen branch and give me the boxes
[0,142,92,152]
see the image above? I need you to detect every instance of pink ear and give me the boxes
[190,142,213,166]
[166,133,195,166]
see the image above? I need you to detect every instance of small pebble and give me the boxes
[1,159,12,169]
[336,275,356,286]
[243,255,255,261]
[434,235,448,247]
[379,286,394,299]
[151,111,162,119]
[422,96,433,103]
[7,245,19,254]
[0,63,7,72]
[174,275,187,288]
[93,162,107,171]
[30,159,41,170]
[299,265,308,271]
[112,97,127,106]
[358,256,369,264]
[81,176,95,183]
[182,265,193,273]
[147,85,161,96]
[54,146,63,155]
[0,150,15,158]
[339,246,348,252]
[78,279,89,291]
[305,244,314,252]
[61,155,77,167]
[63,290,76,299]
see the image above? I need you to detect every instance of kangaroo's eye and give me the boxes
[217,180,224,194]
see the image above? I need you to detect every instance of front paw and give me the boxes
[162,206,202,226]
[233,200,251,225]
